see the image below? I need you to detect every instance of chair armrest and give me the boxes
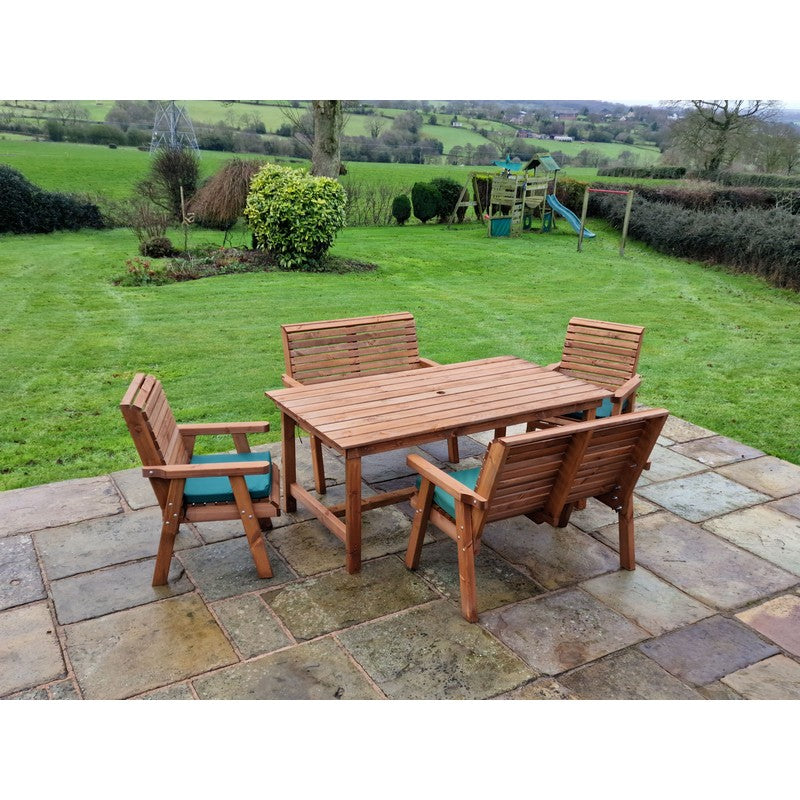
[612,375,642,402]
[281,374,304,388]
[143,461,271,479]
[545,361,562,371]
[177,422,269,436]
[418,357,440,368]
[406,454,487,509]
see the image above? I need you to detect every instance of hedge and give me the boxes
[0,165,104,234]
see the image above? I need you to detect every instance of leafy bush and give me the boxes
[243,164,346,269]
[430,177,463,223]
[411,182,441,223]
[391,194,411,225]
[598,166,687,179]
[0,165,104,234]
[139,236,177,258]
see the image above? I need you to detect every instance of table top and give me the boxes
[266,356,612,456]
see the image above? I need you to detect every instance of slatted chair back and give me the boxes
[558,317,645,392]
[281,312,424,385]
[120,373,190,470]
[471,409,667,541]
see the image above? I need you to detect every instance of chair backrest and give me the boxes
[281,312,423,385]
[558,317,645,391]
[119,373,190,468]
[471,409,667,535]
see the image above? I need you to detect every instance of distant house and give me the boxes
[554,111,577,120]
[516,129,536,138]
[451,121,463,127]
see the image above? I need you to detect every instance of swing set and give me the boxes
[577,187,635,256]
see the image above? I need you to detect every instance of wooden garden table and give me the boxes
[265,356,612,573]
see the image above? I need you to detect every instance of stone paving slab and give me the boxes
[670,436,765,467]
[596,511,798,610]
[0,534,46,611]
[109,468,158,510]
[660,417,716,443]
[703,505,800,576]
[568,496,658,534]
[638,615,780,686]
[138,683,195,700]
[636,472,769,523]
[50,558,193,625]
[193,637,381,700]
[768,494,800,519]
[34,507,199,580]
[338,600,535,699]
[482,587,649,675]
[697,681,743,700]
[482,518,621,590]
[0,602,65,696]
[642,444,707,483]
[263,556,437,641]
[717,456,800,499]
[210,593,293,659]
[720,654,800,700]
[178,537,295,602]
[494,678,578,700]
[736,594,800,657]
[560,648,702,699]
[580,567,714,636]
[0,476,123,538]
[414,538,543,614]
[65,593,237,699]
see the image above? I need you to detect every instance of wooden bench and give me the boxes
[281,312,460,493]
[405,408,668,621]
[120,373,280,586]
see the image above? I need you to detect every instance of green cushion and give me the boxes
[184,451,272,504]
[416,466,481,519]
[566,396,629,421]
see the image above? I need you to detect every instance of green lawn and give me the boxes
[1,220,798,491]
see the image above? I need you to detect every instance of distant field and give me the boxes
[546,139,660,164]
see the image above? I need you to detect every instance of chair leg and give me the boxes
[618,501,635,570]
[405,479,434,570]
[310,435,326,495]
[153,479,185,586]
[447,434,460,464]
[494,427,507,439]
[455,504,478,623]
[229,476,273,579]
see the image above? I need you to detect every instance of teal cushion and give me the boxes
[565,396,629,421]
[416,466,481,519]
[184,451,272,504]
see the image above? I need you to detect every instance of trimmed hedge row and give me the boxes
[586,189,800,291]
[0,165,104,234]
[597,166,687,179]
[697,171,800,189]
[558,178,800,215]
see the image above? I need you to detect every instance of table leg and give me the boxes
[281,412,297,512]
[345,452,362,573]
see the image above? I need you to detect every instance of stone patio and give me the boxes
[1,416,799,700]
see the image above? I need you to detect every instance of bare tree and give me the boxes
[51,101,89,126]
[279,101,348,177]
[668,100,779,173]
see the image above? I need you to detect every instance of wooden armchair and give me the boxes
[120,373,280,586]
[405,408,668,622]
[281,312,460,493]
[531,317,645,428]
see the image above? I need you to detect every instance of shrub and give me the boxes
[116,257,171,286]
[391,194,411,225]
[411,181,440,223]
[139,236,177,258]
[124,200,171,243]
[430,177,463,223]
[243,164,346,269]
[188,158,266,234]
[136,147,200,220]
[0,165,104,234]
[339,178,397,226]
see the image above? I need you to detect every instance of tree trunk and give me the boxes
[310,100,342,179]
